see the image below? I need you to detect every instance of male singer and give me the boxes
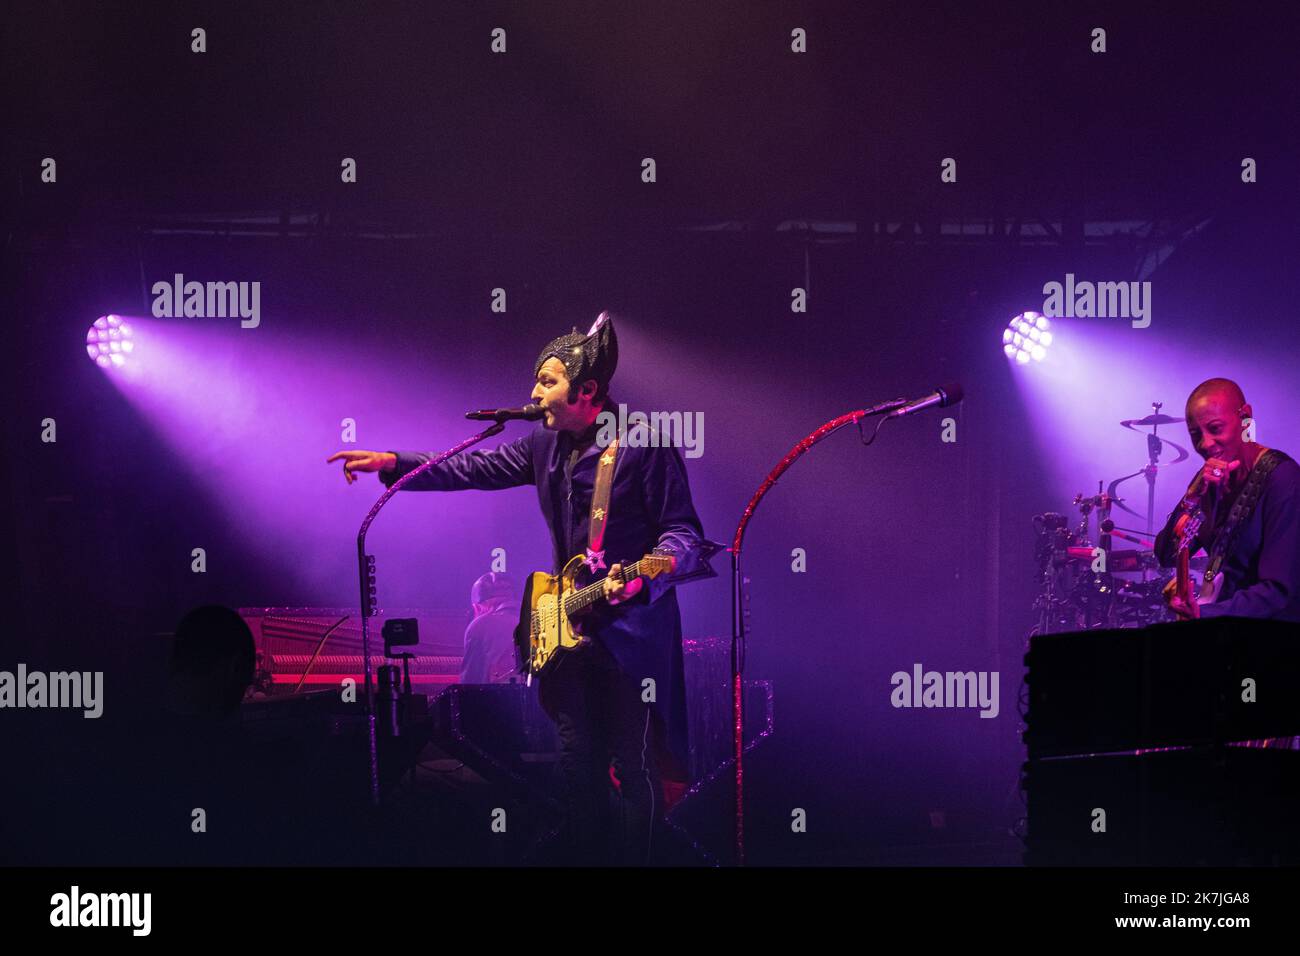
[328,313,707,864]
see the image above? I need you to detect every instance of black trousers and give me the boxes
[538,636,664,865]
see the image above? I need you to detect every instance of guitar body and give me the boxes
[514,552,676,677]
[516,555,590,677]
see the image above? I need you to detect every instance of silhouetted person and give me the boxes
[165,605,256,718]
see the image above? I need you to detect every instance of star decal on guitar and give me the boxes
[584,548,607,572]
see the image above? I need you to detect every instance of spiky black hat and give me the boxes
[533,311,618,398]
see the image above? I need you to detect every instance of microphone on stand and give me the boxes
[465,404,545,422]
[885,383,964,419]
[862,397,910,416]
[1099,519,1155,549]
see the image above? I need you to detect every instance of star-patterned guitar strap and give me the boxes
[583,436,620,573]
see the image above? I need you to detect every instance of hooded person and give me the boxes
[360,311,710,863]
[459,571,520,684]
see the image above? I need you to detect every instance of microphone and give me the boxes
[1099,519,1154,548]
[862,397,910,416]
[465,404,545,422]
[885,383,964,419]
[1181,471,1208,510]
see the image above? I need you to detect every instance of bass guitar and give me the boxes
[1168,475,1223,617]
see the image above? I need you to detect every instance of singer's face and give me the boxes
[531,358,598,433]
[1186,390,1249,463]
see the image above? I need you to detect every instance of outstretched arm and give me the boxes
[381,435,535,492]
[328,434,535,492]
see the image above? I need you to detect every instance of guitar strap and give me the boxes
[1204,448,1287,584]
[582,436,620,573]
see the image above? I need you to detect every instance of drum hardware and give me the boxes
[1109,402,1191,535]
[1030,400,1186,635]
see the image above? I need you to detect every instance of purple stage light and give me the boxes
[86,315,134,369]
[1002,311,1052,365]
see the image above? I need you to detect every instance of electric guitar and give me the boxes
[1169,477,1224,617]
[515,552,676,676]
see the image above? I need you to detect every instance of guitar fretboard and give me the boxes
[561,558,664,616]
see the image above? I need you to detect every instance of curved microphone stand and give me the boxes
[729,404,902,864]
[354,421,506,806]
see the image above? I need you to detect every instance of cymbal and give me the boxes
[1114,421,1191,464]
[1120,413,1181,428]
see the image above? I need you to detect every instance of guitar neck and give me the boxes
[1175,551,1191,601]
[1173,507,1203,604]
[563,559,648,616]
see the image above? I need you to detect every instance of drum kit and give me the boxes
[1031,402,1206,634]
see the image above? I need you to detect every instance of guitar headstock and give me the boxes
[640,553,676,578]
